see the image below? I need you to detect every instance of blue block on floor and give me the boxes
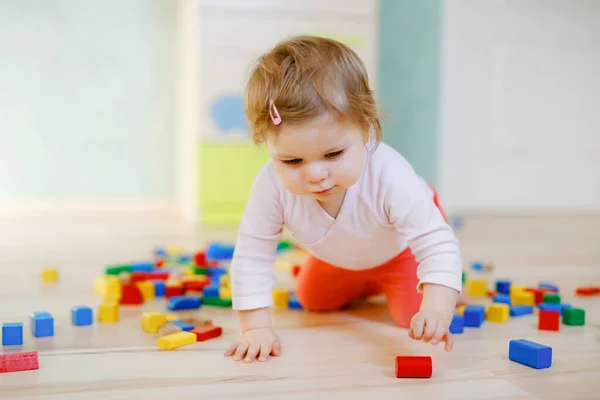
[203,285,219,298]
[495,280,511,295]
[464,305,485,327]
[29,311,54,337]
[2,322,23,346]
[509,339,552,369]
[131,262,154,272]
[539,282,559,293]
[206,242,235,260]
[71,306,93,326]
[510,305,533,317]
[288,296,303,309]
[538,303,570,315]
[167,296,202,311]
[169,320,194,331]
[154,281,166,297]
[494,294,512,305]
[449,314,464,334]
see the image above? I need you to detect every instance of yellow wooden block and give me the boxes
[41,267,58,283]
[487,303,509,323]
[157,331,197,350]
[220,275,230,288]
[513,291,535,306]
[457,305,466,316]
[166,314,178,321]
[136,281,155,300]
[167,246,184,256]
[272,289,289,308]
[98,302,119,323]
[466,279,487,296]
[510,285,525,297]
[185,266,196,276]
[219,286,232,300]
[142,312,167,333]
[94,276,122,298]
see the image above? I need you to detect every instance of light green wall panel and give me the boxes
[378,0,442,186]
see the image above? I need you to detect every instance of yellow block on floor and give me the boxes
[219,286,232,300]
[98,301,119,323]
[142,312,167,333]
[165,314,178,321]
[513,291,535,306]
[41,267,58,283]
[94,276,122,298]
[136,281,155,300]
[486,303,509,323]
[466,279,487,296]
[510,285,525,297]
[157,331,197,350]
[272,289,289,308]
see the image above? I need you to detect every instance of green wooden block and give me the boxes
[202,297,232,308]
[543,293,561,304]
[105,265,132,275]
[277,240,295,251]
[562,307,585,326]
[194,267,210,275]
[462,271,466,285]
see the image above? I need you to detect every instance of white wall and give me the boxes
[439,0,600,213]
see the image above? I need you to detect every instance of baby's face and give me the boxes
[266,113,366,202]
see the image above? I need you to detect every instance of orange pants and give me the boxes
[296,189,447,328]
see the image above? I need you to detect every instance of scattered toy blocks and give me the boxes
[464,305,485,327]
[395,356,432,378]
[543,293,561,304]
[509,339,552,369]
[512,291,535,306]
[449,314,464,334]
[169,320,194,332]
[486,303,509,323]
[2,323,23,346]
[510,305,533,317]
[142,312,167,333]
[157,331,196,350]
[466,279,487,297]
[495,280,511,295]
[562,307,585,326]
[493,294,512,305]
[272,289,290,308]
[71,306,93,326]
[98,301,119,323]
[0,351,39,373]
[29,312,54,337]
[167,296,202,311]
[41,267,58,283]
[201,297,232,307]
[191,325,223,342]
[538,310,560,331]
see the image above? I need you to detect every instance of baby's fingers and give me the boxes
[429,323,446,345]
[224,342,238,357]
[244,341,261,363]
[272,340,282,356]
[444,332,455,352]
[258,342,272,362]
[410,315,426,340]
[422,318,439,342]
[233,340,250,361]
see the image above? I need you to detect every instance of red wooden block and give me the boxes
[165,285,183,298]
[120,284,144,305]
[538,310,560,331]
[147,271,169,281]
[183,280,209,293]
[395,356,432,378]
[525,288,552,304]
[292,265,301,278]
[130,272,149,283]
[194,251,207,267]
[191,325,223,342]
[0,351,39,373]
[576,287,600,296]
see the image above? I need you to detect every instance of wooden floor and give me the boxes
[0,213,599,399]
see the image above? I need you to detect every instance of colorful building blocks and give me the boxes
[495,280,511,294]
[509,339,552,369]
[510,305,533,317]
[167,296,202,311]
[466,279,487,296]
[120,284,144,305]
[272,289,290,308]
[512,291,535,306]
[29,312,54,337]
[449,314,464,334]
[191,325,223,342]
[169,320,194,332]
[395,356,432,378]
[543,293,561,304]
[464,305,485,327]
[98,301,119,323]
[41,267,58,283]
[201,297,232,307]
[538,310,559,331]
[2,323,23,346]
[0,351,39,373]
[71,306,93,326]
[142,312,167,333]
[524,288,553,305]
[562,307,585,326]
[157,331,196,350]
[486,304,509,323]
[493,294,512,305]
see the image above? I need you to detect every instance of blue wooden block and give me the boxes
[495,280,511,294]
[131,262,154,272]
[167,296,202,311]
[449,314,464,334]
[464,305,485,327]
[154,281,166,297]
[154,248,167,258]
[509,339,552,369]
[169,320,194,331]
[538,303,571,315]
[288,295,303,309]
[539,282,559,293]
[71,306,93,326]
[202,285,219,298]
[2,322,23,346]
[471,262,484,271]
[29,311,54,337]
[206,242,235,260]
[494,294,512,305]
[510,305,533,317]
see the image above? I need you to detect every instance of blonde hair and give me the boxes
[244,35,382,144]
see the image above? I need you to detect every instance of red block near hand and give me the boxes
[395,356,432,378]
[191,325,223,342]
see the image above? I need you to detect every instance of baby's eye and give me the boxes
[282,158,302,165]
[325,149,345,159]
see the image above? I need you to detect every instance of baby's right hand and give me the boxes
[224,327,281,363]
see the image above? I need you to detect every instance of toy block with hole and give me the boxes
[167,295,202,311]
[493,294,512,305]
[2,323,23,346]
[465,279,487,296]
[562,307,585,326]
[120,284,144,305]
[41,267,58,283]
[395,356,432,378]
[512,291,535,306]
[495,280,511,294]
[543,293,561,304]
[191,325,223,342]
[29,312,54,337]
[538,310,560,331]
[157,331,196,350]
[486,303,509,323]
[272,289,290,308]
[98,301,119,323]
[142,312,167,333]
[464,305,485,327]
[94,276,121,298]
[202,297,232,307]
[509,339,552,369]
[0,351,39,373]
[510,305,533,317]
[136,281,155,301]
[449,314,464,334]
[71,306,93,326]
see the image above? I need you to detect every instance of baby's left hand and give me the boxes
[408,309,454,352]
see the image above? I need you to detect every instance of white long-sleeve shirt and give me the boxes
[230,142,462,311]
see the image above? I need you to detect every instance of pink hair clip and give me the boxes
[269,98,282,125]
